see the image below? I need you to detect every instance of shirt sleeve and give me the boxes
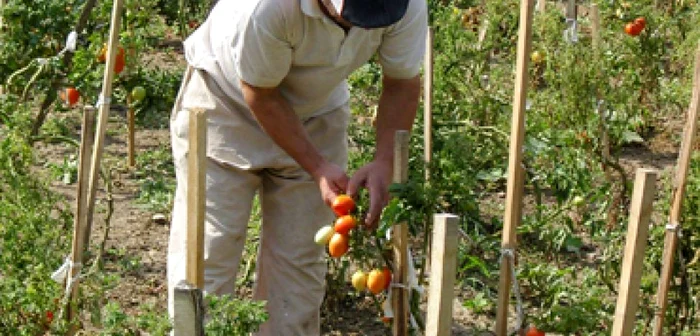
[378,0,428,79]
[234,2,293,88]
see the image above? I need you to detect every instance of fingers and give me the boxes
[346,171,366,199]
[364,179,389,228]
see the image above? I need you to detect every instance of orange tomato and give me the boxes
[97,45,107,63]
[525,325,545,336]
[328,233,349,258]
[334,215,356,235]
[366,269,386,294]
[331,195,355,216]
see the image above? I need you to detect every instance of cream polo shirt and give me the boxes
[182,0,428,119]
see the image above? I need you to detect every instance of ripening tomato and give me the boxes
[525,325,545,336]
[334,215,357,235]
[351,270,368,291]
[634,17,646,30]
[331,195,355,216]
[328,233,349,258]
[314,225,335,245]
[367,269,387,294]
[625,22,643,36]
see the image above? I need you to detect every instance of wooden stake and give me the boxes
[612,168,659,336]
[652,44,700,336]
[537,0,545,12]
[425,214,459,336]
[83,0,124,250]
[187,108,207,288]
[174,108,207,336]
[65,106,96,326]
[424,27,433,182]
[392,130,410,336]
[0,0,5,95]
[590,4,601,50]
[494,0,534,335]
[127,99,136,167]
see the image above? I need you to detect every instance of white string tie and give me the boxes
[500,248,524,334]
[564,19,579,43]
[96,94,112,108]
[666,222,682,237]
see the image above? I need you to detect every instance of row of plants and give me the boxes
[340,0,699,334]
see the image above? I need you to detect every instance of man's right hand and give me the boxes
[311,161,349,206]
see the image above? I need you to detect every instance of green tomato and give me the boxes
[131,86,146,102]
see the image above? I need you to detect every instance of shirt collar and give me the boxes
[300,0,324,18]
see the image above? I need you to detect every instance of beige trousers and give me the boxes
[167,67,349,335]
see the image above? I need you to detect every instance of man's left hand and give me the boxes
[346,159,393,229]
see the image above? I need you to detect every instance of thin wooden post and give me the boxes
[83,0,124,250]
[392,130,410,336]
[652,44,700,336]
[425,214,459,336]
[590,4,601,50]
[494,0,534,335]
[173,108,207,336]
[186,108,207,288]
[612,168,659,336]
[65,106,96,326]
[424,27,433,182]
[537,0,545,12]
[0,0,5,95]
[127,98,136,167]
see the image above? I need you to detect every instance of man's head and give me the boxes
[319,0,410,29]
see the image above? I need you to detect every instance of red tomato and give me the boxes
[382,267,392,290]
[114,47,126,74]
[328,233,349,258]
[46,310,54,323]
[334,215,356,235]
[331,195,355,216]
[625,22,643,36]
[634,17,646,30]
[525,325,545,336]
[63,87,80,107]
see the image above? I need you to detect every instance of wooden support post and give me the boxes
[127,99,136,167]
[424,27,433,182]
[83,0,124,250]
[566,0,577,19]
[186,108,207,288]
[590,4,601,50]
[494,0,534,335]
[425,214,459,336]
[392,130,410,336]
[537,0,545,12]
[652,44,700,336]
[612,169,658,336]
[173,108,207,336]
[65,106,96,326]
[0,0,5,95]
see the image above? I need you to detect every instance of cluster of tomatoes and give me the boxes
[314,195,393,295]
[59,44,147,109]
[624,17,646,36]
